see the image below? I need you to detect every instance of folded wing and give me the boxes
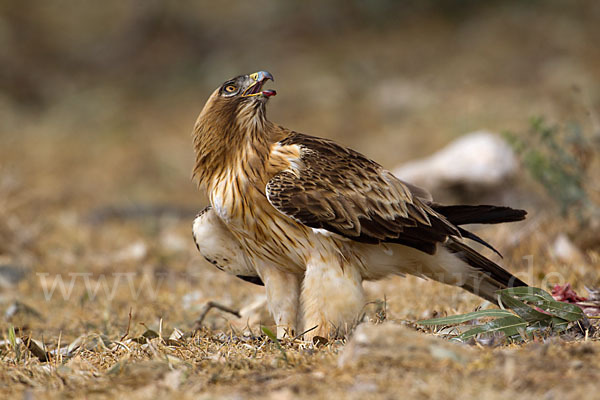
[266,133,461,255]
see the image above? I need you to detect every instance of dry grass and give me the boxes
[2,3,600,398]
[1,139,598,398]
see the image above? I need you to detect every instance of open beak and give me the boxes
[243,71,276,97]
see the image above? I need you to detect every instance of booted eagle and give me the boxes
[191,71,527,340]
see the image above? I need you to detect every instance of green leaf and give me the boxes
[498,291,553,324]
[458,315,527,341]
[500,287,554,302]
[261,326,278,342]
[549,317,571,332]
[261,326,288,365]
[8,325,20,362]
[418,309,515,325]
[418,287,583,344]
[498,287,584,322]
[536,301,584,322]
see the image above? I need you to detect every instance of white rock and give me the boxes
[394,131,517,191]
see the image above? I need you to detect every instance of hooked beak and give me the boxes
[243,71,276,97]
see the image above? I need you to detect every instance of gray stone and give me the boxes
[394,131,518,194]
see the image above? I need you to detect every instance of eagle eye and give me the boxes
[223,84,237,94]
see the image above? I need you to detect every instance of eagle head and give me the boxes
[192,71,277,185]
[198,71,276,127]
[220,71,276,100]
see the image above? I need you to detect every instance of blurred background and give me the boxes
[0,0,599,337]
[2,0,599,205]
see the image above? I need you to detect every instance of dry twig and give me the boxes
[120,307,133,342]
[194,301,241,331]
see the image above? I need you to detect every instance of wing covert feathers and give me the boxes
[266,133,459,254]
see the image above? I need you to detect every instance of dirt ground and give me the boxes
[1,1,600,399]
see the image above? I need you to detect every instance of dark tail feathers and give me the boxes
[433,204,528,301]
[445,238,528,302]
[433,204,527,226]
[433,204,527,259]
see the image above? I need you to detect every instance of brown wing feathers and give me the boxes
[267,133,461,254]
[268,132,527,264]
[270,133,529,291]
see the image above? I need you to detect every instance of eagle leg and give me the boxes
[301,255,365,341]
[255,262,301,339]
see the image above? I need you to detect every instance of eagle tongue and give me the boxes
[262,89,276,97]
